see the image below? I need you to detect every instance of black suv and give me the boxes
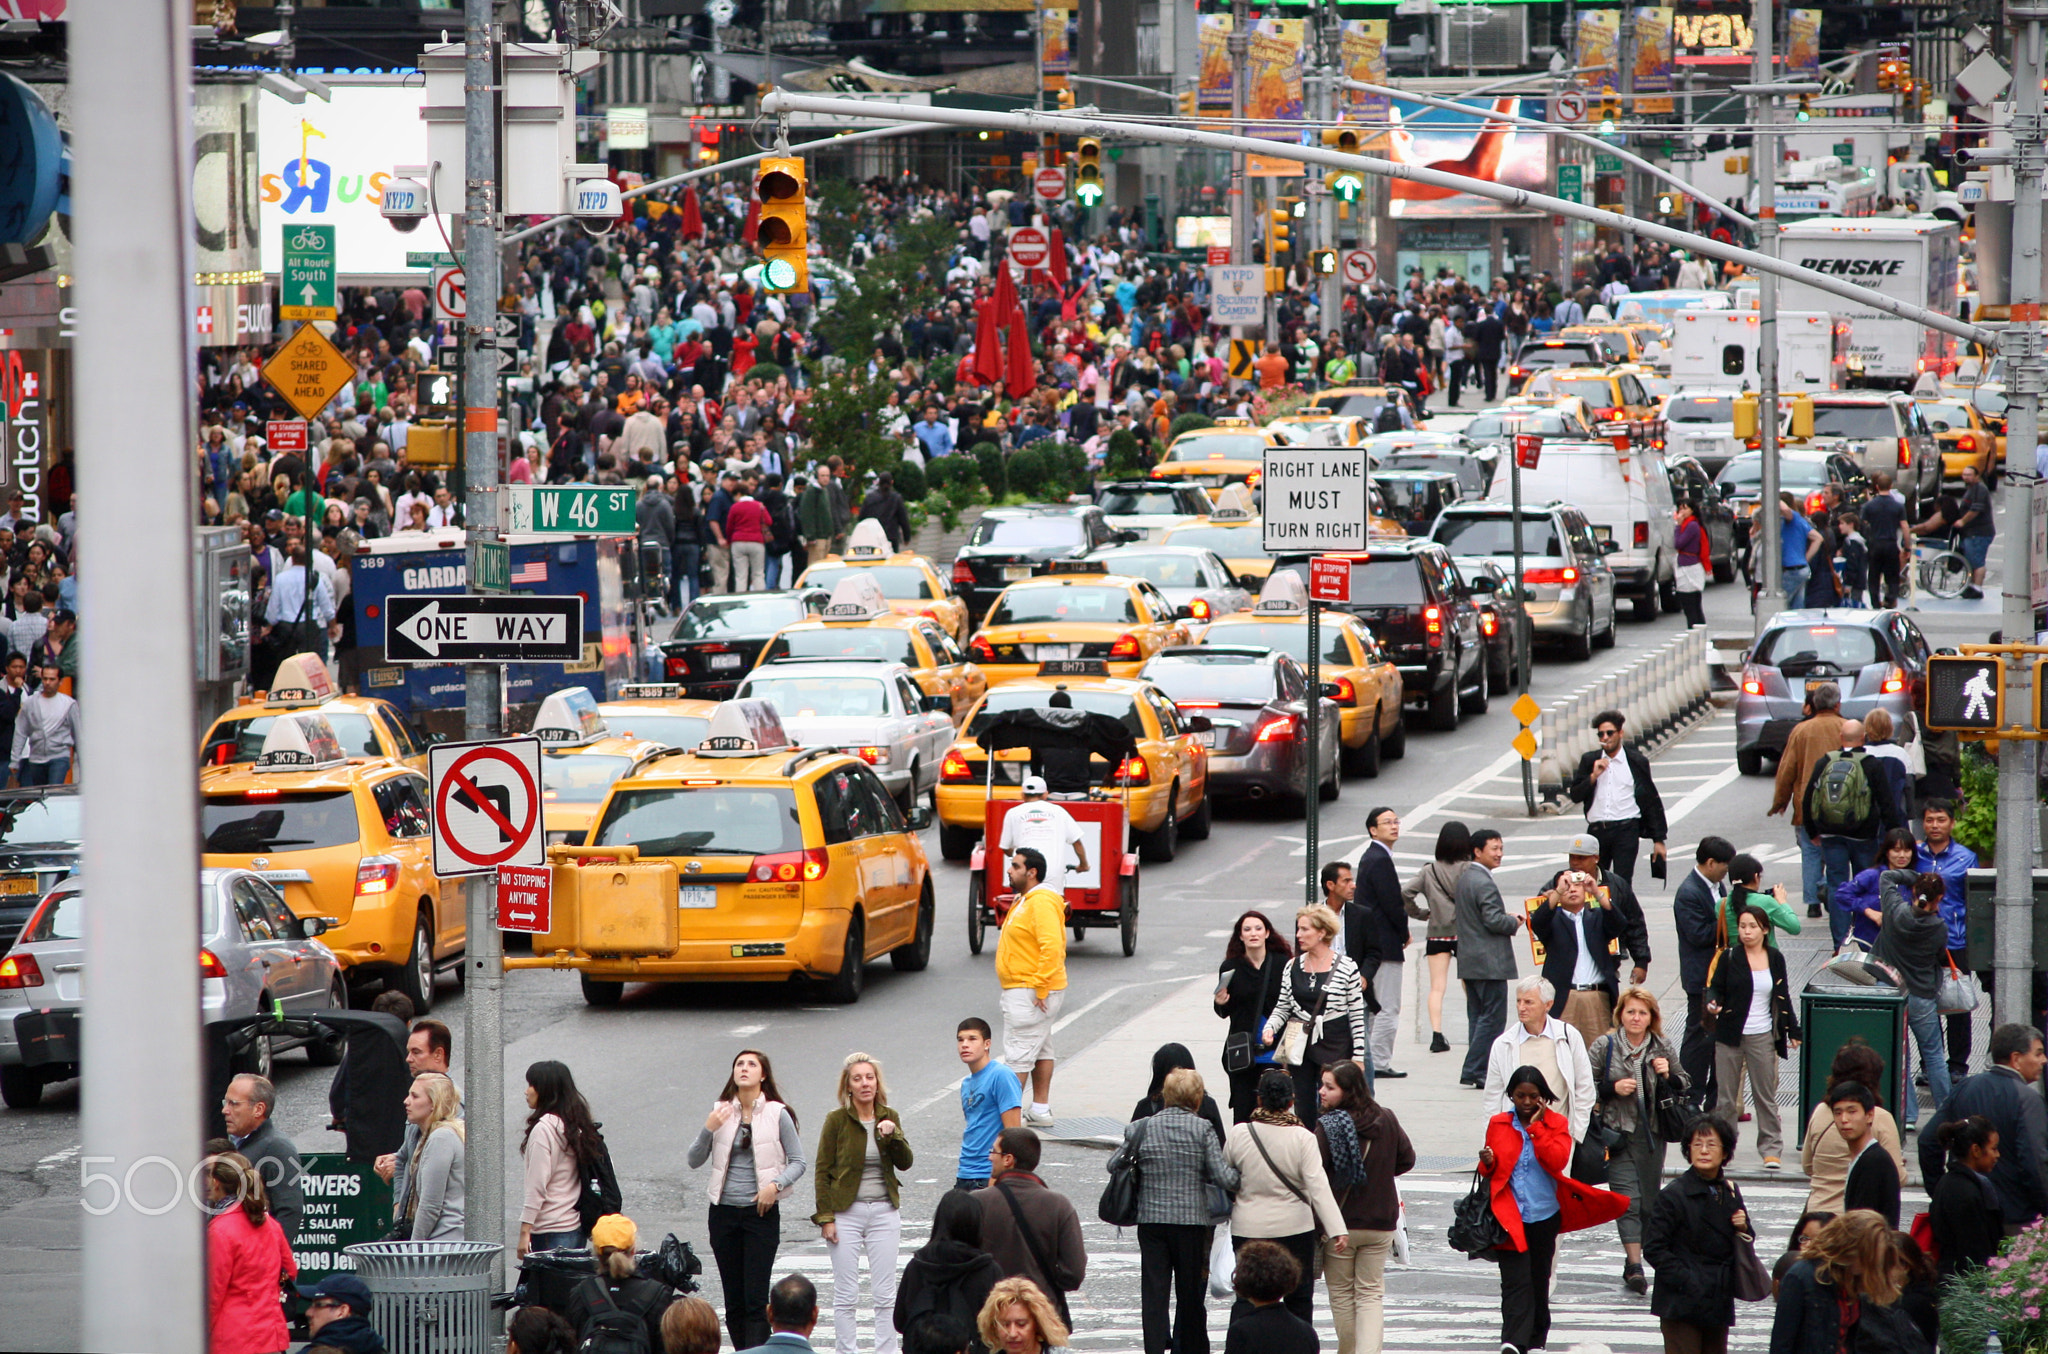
[1273,539,1486,731]
[951,504,1130,619]
[660,589,829,699]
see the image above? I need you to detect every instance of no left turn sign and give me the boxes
[433,265,467,321]
[1341,250,1378,286]
[429,737,544,877]
[1551,90,1587,125]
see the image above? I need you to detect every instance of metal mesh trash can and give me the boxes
[1799,962,1906,1149]
[344,1240,502,1354]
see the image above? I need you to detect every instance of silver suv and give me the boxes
[1802,392,1940,515]
[1430,501,1618,662]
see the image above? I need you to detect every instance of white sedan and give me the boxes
[735,660,957,810]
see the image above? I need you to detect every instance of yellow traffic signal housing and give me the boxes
[1656,191,1686,216]
[1266,266,1287,293]
[1330,170,1364,203]
[1056,87,1075,110]
[1724,154,1751,174]
[1598,96,1623,130]
[755,156,809,293]
[1310,250,1338,276]
[1320,126,1361,156]
[1732,393,1815,440]
[1268,207,1291,257]
[1075,137,1104,205]
[1177,90,1197,116]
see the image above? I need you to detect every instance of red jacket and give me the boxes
[1479,1110,1629,1252]
[725,496,772,544]
[208,1207,297,1354]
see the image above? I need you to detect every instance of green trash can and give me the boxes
[1798,966,1906,1149]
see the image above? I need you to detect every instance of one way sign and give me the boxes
[385,594,584,664]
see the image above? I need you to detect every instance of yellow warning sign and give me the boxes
[1228,338,1263,380]
[1511,692,1541,726]
[262,323,357,423]
[1511,727,1538,762]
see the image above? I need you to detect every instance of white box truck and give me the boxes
[1665,309,1841,391]
[1775,217,1961,389]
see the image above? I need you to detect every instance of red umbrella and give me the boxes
[968,289,1005,387]
[680,186,705,240]
[1004,304,1037,400]
[742,197,760,245]
[991,260,1020,330]
[1047,228,1070,287]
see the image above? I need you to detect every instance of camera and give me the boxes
[381,175,429,233]
[571,177,622,237]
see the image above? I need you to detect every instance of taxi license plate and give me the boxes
[1003,566,1034,581]
[0,876,35,896]
[1031,644,1074,661]
[679,886,717,909]
[708,654,742,671]
[1804,678,1836,696]
[1196,730,1215,746]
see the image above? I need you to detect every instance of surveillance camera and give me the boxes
[382,176,429,233]
[571,177,622,237]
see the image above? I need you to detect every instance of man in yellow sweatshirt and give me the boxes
[996,846,1068,1127]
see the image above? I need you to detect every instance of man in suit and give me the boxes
[1455,828,1524,1088]
[738,1274,821,1354]
[1540,834,1652,987]
[1353,807,1410,1078]
[1568,709,1669,884]
[1528,870,1622,1047]
[1920,1023,2048,1233]
[1672,836,1736,1107]
[221,1073,304,1236]
[1327,860,1377,1091]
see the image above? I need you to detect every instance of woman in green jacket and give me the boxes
[814,1052,915,1354]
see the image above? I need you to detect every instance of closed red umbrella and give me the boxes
[968,290,1005,387]
[991,259,1019,330]
[1047,227,1069,287]
[1004,304,1037,400]
[680,186,705,240]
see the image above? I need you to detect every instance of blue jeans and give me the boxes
[1960,533,1992,574]
[671,541,702,608]
[1818,837,1874,947]
[1795,826,1825,918]
[529,1228,584,1253]
[1781,565,1810,605]
[765,550,782,590]
[1904,993,1951,1121]
[18,757,67,787]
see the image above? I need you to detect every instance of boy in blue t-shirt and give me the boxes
[956,1017,1023,1191]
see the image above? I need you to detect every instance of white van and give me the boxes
[1514,441,1676,622]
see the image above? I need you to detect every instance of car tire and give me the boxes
[1594,610,1617,649]
[967,875,987,956]
[1120,873,1140,957]
[1343,720,1382,778]
[232,1016,275,1082]
[895,765,919,816]
[1428,678,1460,732]
[580,974,624,1007]
[939,824,978,862]
[1319,761,1340,801]
[1385,714,1408,760]
[823,914,866,1004]
[1713,553,1736,585]
[1631,590,1658,622]
[304,980,348,1066]
[891,885,935,972]
[391,911,435,1015]
[1567,617,1594,662]
[1183,788,1213,840]
[1660,577,1680,614]
[1140,789,1179,863]
[1461,657,1490,715]
[1736,746,1767,776]
[0,1065,41,1109]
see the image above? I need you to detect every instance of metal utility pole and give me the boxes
[1619,7,1639,222]
[1316,69,1343,333]
[1748,0,1785,628]
[1229,0,1250,384]
[462,0,508,1285]
[73,0,204,1345]
[1992,7,2045,1026]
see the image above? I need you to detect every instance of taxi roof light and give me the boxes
[531,687,609,746]
[843,520,892,561]
[695,699,796,756]
[264,653,337,707]
[821,572,890,621]
[252,712,349,773]
[1252,571,1310,615]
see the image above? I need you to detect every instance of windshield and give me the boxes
[541,751,634,804]
[590,786,802,857]
[0,794,81,845]
[1465,410,1579,441]
[1099,553,1212,588]
[1667,396,1735,424]
[1919,402,1976,433]
[988,586,1140,625]
[204,712,383,765]
[1375,478,1447,516]
[799,564,934,600]
[1276,558,1425,604]
[1753,623,1886,675]
[763,628,918,665]
[969,516,1086,549]
[1098,489,1198,516]
[1433,515,1563,558]
[1203,622,1351,665]
[674,595,810,640]
[1717,457,1833,490]
[597,713,710,749]
[742,675,890,719]
[1268,421,1351,447]
[967,689,1146,739]
[1164,526,1269,559]
[1528,378,1617,406]
[202,792,361,853]
[1516,343,1600,369]
[1809,405,1899,439]
[1165,433,1267,463]
[1144,658,1280,703]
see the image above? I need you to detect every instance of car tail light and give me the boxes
[665,654,688,678]
[1958,434,1979,454]
[355,857,400,898]
[1741,665,1765,697]
[848,745,889,766]
[1597,407,1623,421]
[1423,604,1443,648]
[1255,715,1297,743]
[941,752,975,783]
[198,950,227,981]
[0,953,44,989]
[1109,633,1143,660]
[1114,756,1151,784]
[1523,566,1579,586]
[969,635,997,661]
[752,847,830,882]
[1331,677,1357,705]
[1149,467,1168,479]
[953,560,976,586]
[1509,366,1527,378]
[1882,667,1908,694]
[1633,522,1649,547]
[1190,598,1211,621]
[920,608,943,622]
[1898,438,1912,467]
[1245,471,1262,489]
[1481,612,1499,637]
[1744,436,1761,451]
[1805,490,1829,517]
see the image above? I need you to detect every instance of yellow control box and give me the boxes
[540,846,680,957]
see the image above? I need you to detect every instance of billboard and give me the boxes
[1342,20,1389,127]
[1576,10,1620,97]
[1788,9,1821,76]
[1634,8,1675,115]
[1386,97,1549,219]
[1245,16,1305,135]
[1199,14,1233,111]
[257,84,447,277]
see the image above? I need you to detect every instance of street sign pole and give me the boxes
[1306,600,1320,907]
[1510,420,1535,816]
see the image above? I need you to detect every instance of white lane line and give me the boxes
[1184,833,1280,887]
[1664,763,1743,828]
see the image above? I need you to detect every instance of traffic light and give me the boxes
[1597,96,1623,133]
[1321,126,1361,157]
[754,156,808,293]
[1878,56,1906,92]
[1795,94,1812,122]
[1268,207,1291,259]
[1266,266,1287,293]
[1310,250,1338,276]
[1075,137,1104,206]
[1330,171,1364,203]
[1656,191,1686,217]
[1178,90,1197,116]
[1056,87,1074,110]
[1926,654,2004,733]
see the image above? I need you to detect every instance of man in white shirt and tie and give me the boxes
[1672,836,1737,1108]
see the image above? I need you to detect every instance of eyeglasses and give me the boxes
[1596,727,1621,738]
[309,1299,347,1312]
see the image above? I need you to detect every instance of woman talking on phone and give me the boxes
[1708,906,1802,1170]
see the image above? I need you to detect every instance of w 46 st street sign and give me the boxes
[503,485,637,535]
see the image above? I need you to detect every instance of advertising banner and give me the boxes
[1245,16,1305,137]
[1633,8,1675,114]
[1040,6,1070,75]
[258,84,447,277]
[1199,14,1233,111]
[1576,9,1621,98]
[1788,9,1821,77]
[1385,97,1549,219]
[1342,20,1389,129]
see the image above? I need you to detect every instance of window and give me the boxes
[539,752,635,805]
[601,712,711,749]
[845,765,904,836]
[969,517,1086,548]
[377,706,420,759]
[743,676,890,719]
[589,787,801,856]
[206,713,383,765]
[233,876,282,941]
[897,675,926,714]
[203,793,363,853]
[1433,514,1563,559]
[1098,553,1205,588]
[1809,405,1901,440]
[1721,344,1746,377]
[22,889,84,944]
[1143,656,1279,703]
[931,629,967,665]
[1753,624,1887,675]
[763,629,918,665]
[802,564,935,600]
[1164,434,1268,463]
[250,879,301,939]
[812,770,855,845]
[674,595,808,640]
[987,587,1140,626]
[1099,489,1201,516]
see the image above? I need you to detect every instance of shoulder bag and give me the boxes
[1245,1122,1320,1233]
[1223,959,1280,1074]
[577,1127,625,1234]
[1447,1168,1509,1257]
[1727,1181,1774,1302]
[999,1179,1079,1329]
[1097,1117,1149,1227]
[1937,952,1983,1015]
[1647,1050,1693,1144]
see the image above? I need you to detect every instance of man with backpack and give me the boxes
[562,1214,677,1354]
[1801,717,1902,948]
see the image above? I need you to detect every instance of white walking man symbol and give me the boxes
[1961,667,1997,722]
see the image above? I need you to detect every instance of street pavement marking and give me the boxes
[1664,763,1743,827]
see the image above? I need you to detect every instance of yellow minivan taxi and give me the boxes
[967,569,1192,689]
[543,700,935,1006]
[201,654,431,772]
[200,712,458,1011]
[795,520,971,644]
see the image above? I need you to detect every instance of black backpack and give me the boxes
[575,1130,624,1234]
[573,1277,652,1354]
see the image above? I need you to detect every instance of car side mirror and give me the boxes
[1319,682,1342,699]
[1936,645,1960,657]
[906,805,934,830]
[1185,714,1214,733]
[923,693,953,713]
[1174,604,1195,620]
[1114,529,1142,544]
[1601,539,1621,555]
[300,917,331,939]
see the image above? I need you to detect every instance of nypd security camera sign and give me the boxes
[1261,446,1369,553]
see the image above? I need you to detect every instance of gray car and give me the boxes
[1138,646,1340,806]
[1084,544,1253,624]
[1431,501,1618,661]
[0,868,347,1108]
[1734,608,1932,775]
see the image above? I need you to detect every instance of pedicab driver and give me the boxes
[998,775,1090,895]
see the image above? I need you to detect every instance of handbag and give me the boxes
[1648,1066,1693,1143]
[1937,953,1983,1015]
[1097,1117,1149,1227]
[1207,1226,1237,1298]
[1728,1182,1773,1302]
[1571,1136,1612,1184]
[1447,1169,1509,1256]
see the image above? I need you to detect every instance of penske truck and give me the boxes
[1774,217,1961,389]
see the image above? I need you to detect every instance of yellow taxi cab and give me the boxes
[1198,572,1408,776]
[793,519,972,644]
[967,565,1192,690]
[529,688,680,847]
[934,660,1210,862]
[1159,486,1272,580]
[200,712,458,1011]
[1148,420,1280,502]
[1558,324,1646,364]
[1302,385,1424,428]
[596,685,721,751]
[200,654,432,772]
[1915,397,2004,483]
[1517,367,1661,424]
[1265,412,1368,447]
[755,574,987,721]
[519,700,935,1006]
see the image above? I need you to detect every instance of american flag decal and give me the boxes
[510,560,548,585]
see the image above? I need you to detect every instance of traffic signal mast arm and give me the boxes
[757,90,1995,348]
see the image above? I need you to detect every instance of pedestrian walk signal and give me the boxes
[1311,250,1338,275]
[1926,655,2003,733]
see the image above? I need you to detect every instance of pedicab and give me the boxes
[965,702,1144,957]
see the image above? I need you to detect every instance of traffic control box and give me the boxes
[539,845,680,957]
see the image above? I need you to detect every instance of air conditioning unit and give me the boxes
[1434,6,1529,70]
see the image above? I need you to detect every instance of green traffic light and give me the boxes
[1077,184,1103,205]
[1332,173,1363,203]
[764,258,798,289]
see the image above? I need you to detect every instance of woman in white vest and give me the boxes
[687,1048,809,1351]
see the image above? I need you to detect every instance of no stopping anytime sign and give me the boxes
[428,737,545,878]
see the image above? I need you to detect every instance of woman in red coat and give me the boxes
[1477,1065,1629,1354]
[206,1153,298,1354]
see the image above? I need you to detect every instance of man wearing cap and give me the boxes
[296,1275,387,1354]
[995,847,1067,1128]
[998,776,1089,899]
